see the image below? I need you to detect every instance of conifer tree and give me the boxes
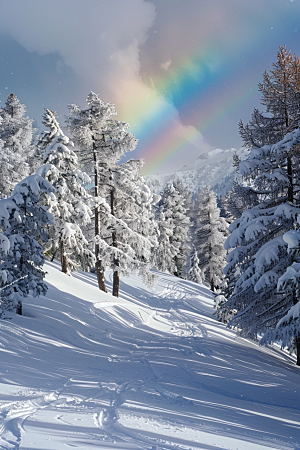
[37,109,94,274]
[0,94,36,198]
[0,174,53,316]
[239,46,300,149]
[156,179,190,277]
[221,128,300,337]
[192,186,228,291]
[261,225,300,365]
[187,249,203,284]
[67,92,155,296]
[95,158,157,296]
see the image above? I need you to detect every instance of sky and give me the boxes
[0,0,299,174]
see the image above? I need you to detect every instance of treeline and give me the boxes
[218,46,300,365]
[0,92,227,317]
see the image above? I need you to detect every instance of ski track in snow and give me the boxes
[0,261,300,449]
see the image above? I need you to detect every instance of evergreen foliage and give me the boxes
[192,186,228,291]
[222,128,300,337]
[37,109,94,274]
[261,226,300,363]
[156,179,190,277]
[0,94,36,198]
[187,249,203,284]
[67,92,156,296]
[0,174,53,317]
[239,46,300,149]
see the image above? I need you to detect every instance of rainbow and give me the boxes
[127,51,259,174]
[121,1,283,175]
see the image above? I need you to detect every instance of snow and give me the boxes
[283,230,300,250]
[146,147,248,197]
[1,261,300,449]
[277,298,300,326]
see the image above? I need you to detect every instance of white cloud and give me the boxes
[0,0,156,99]
[0,0,211,172]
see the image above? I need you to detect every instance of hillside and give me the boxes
[0,261,300,449]
[146,147,248,197]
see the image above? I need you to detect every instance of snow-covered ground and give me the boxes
[0,261,300,450]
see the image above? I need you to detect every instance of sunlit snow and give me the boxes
[0,261,299,449]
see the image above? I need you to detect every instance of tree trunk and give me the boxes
[59,239,68,274]
[96,260,107,293]
[111,188,119,297]
[287,155,293,204]
[297,335,300,366]
[113,270,119,297]
[93,136,107,292]
[51,249,57,262]
[16,301,22,315]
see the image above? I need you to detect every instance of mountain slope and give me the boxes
[146,147,248,197]
[0,261,299,449]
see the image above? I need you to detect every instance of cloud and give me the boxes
[0,0,156,101]
[0,0,212,172]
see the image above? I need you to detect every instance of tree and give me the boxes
[187,249,203,284]
[0,94,37,198]
[95,158,158,296]
[67,92,155,296]
[37,109,94,274]
[221,128,300,338]
[192,186,228,291]
[239,46,300,149]
[219,47,300,339]
[221,180,259,223]
[261,227,300,365]
[156,179,190,277]
[0,174,53,317]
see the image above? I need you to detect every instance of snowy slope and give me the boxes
[146,147,248,197]
[0,261,300,449]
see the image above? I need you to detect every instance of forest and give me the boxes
[1,45,300,365]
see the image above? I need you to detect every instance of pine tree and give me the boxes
[0,94,37,198]
[220,47,300,338]
[67,92,155,296]
[0,174,53,317]
[261,226,300,365]
[221,180,259,223]
[156,179,190,277]
[221,128,300,337]
[192,186,228,291]
[239,46,300,149]
[187,249,203,284]
[37,109,94,274]
[95,158,158,296]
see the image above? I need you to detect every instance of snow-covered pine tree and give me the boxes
[192,186,228,291]
[0,94,37,198]
[38,109,61,149]
[95,158,158,296]
[187,249,203,284]
[155,209,178,275]
[37,109,94,274]
[221,180,259,223]
[221,128,300,338]
[239,46,300,149]
[0,174,53,317]
[261,226,300,365]
[156,179,190,277]
[67,92,154,296]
